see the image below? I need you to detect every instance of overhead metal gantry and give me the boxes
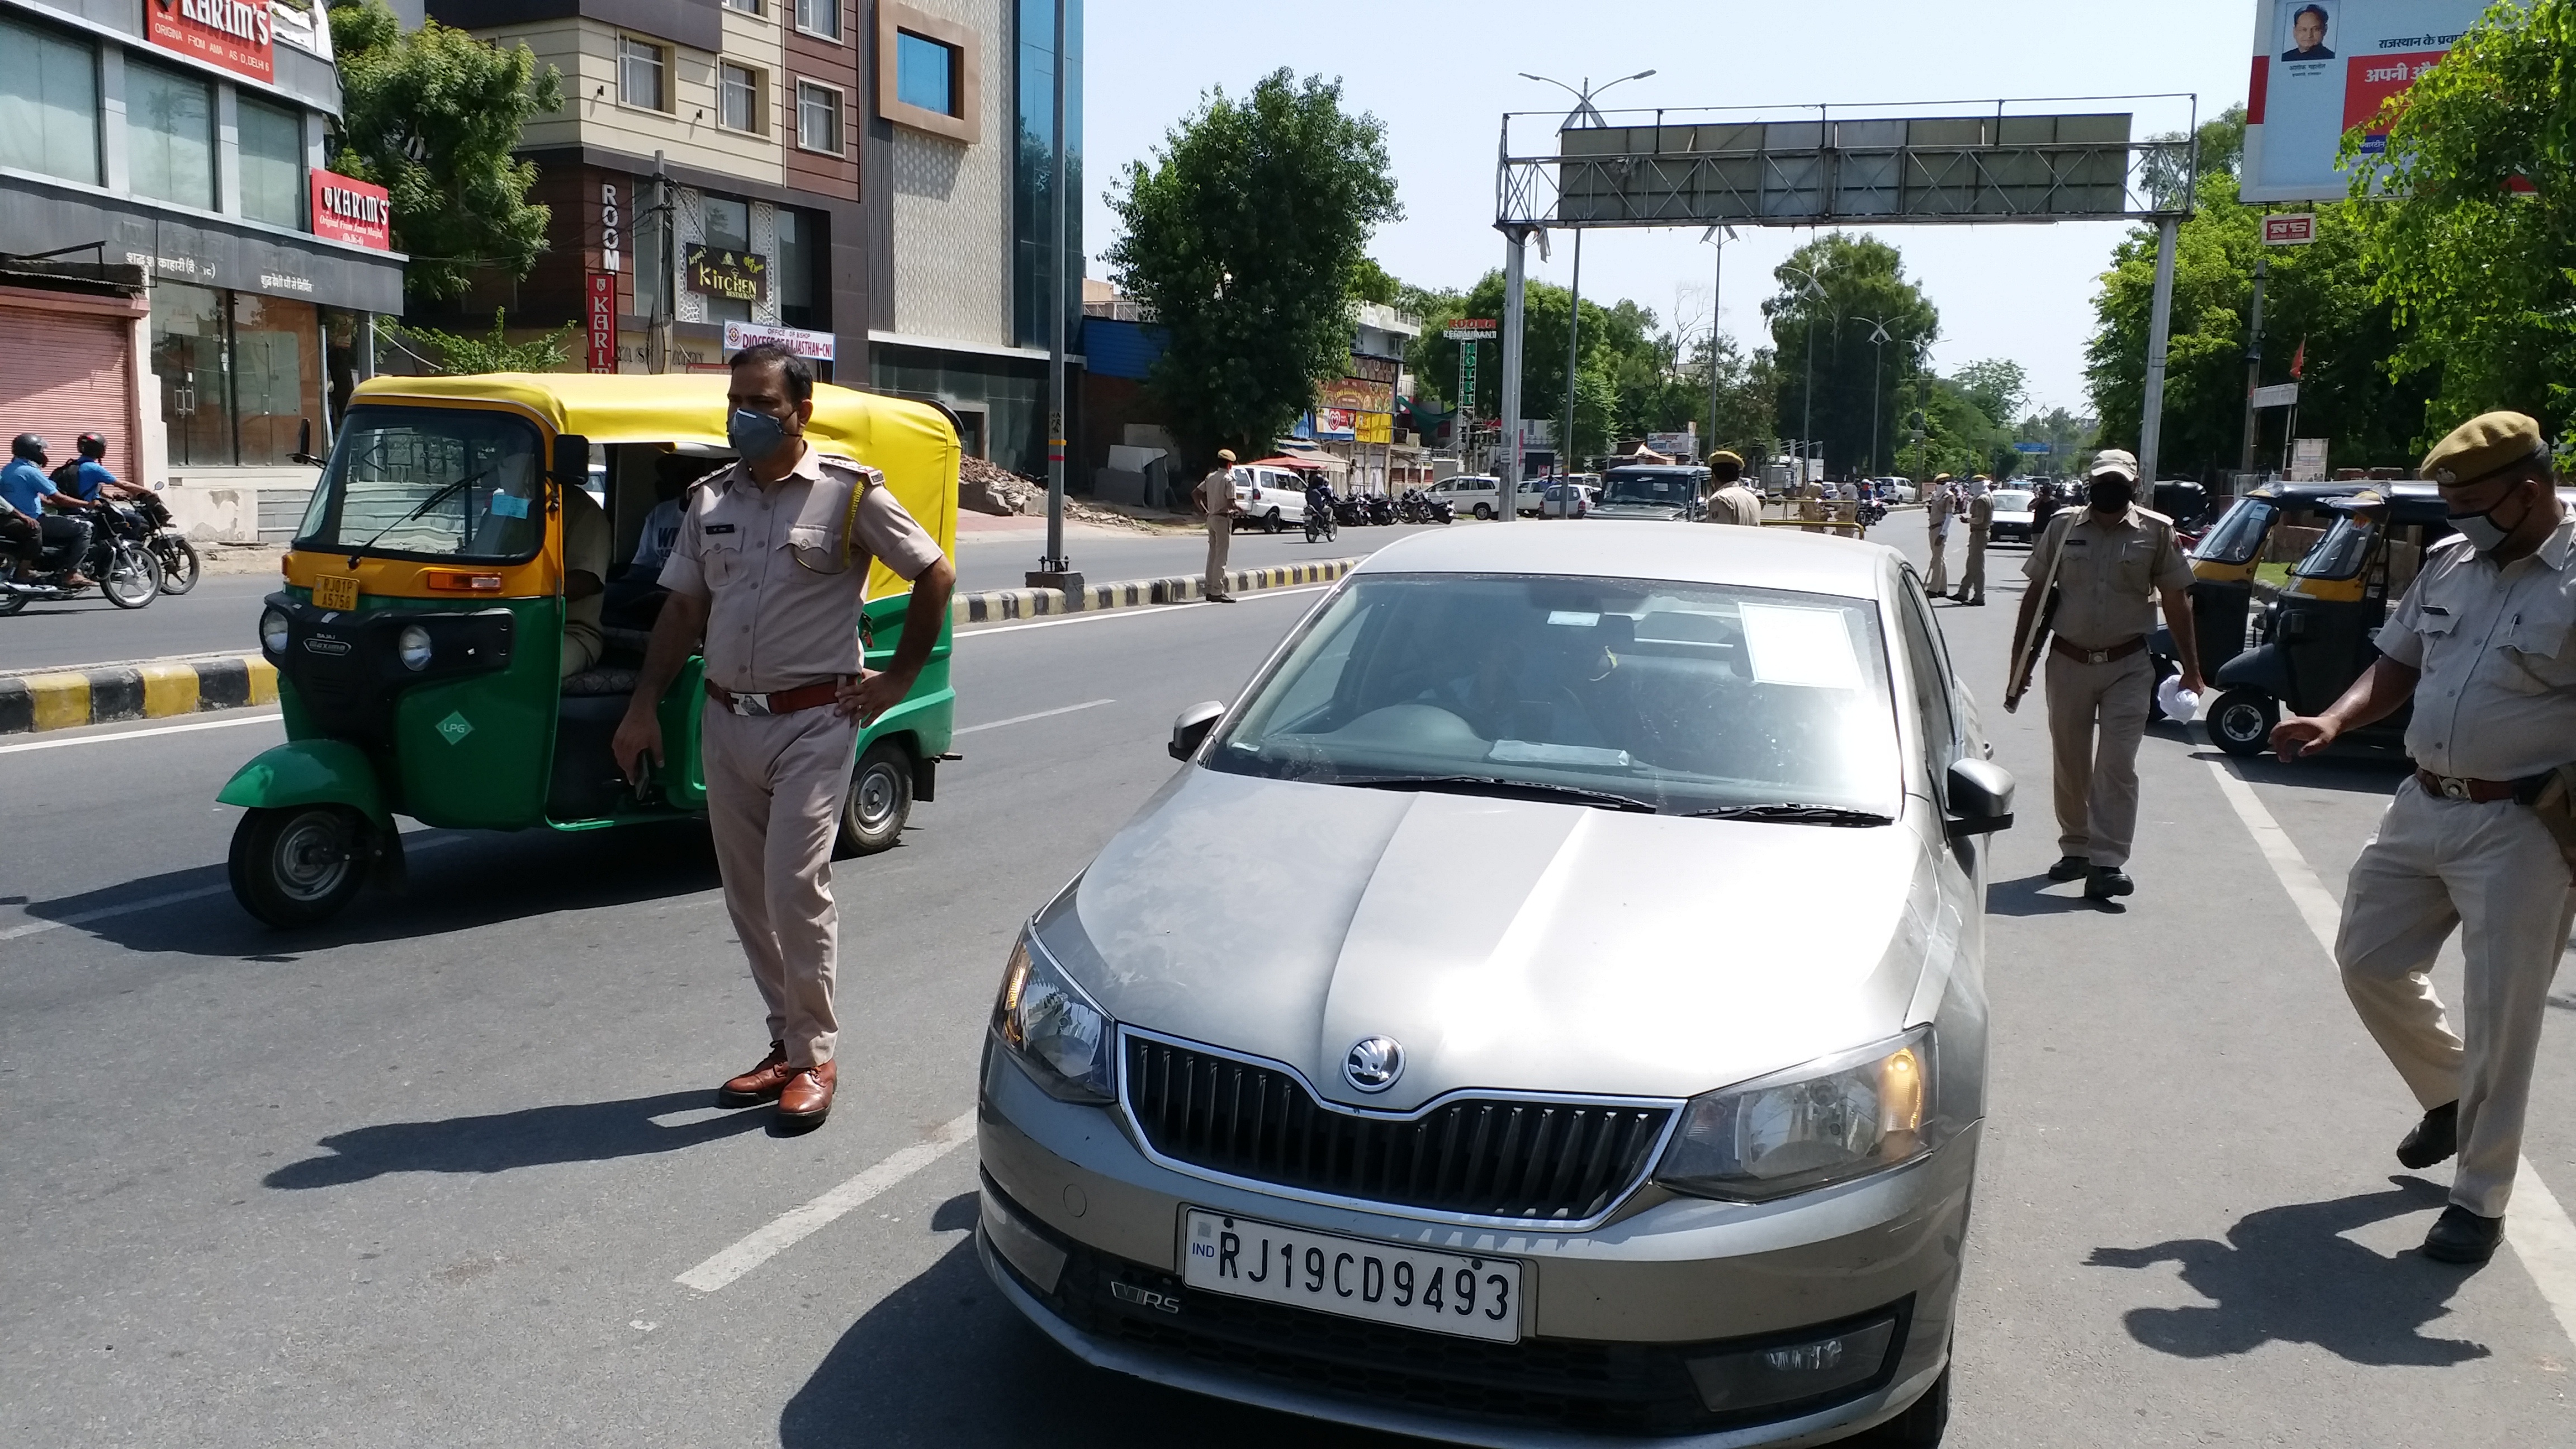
[1485,95,2198,510]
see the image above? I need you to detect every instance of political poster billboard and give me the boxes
[2242,0,2490,202]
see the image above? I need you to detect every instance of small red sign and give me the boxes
[310,170,392,250]
[2262,213,2317,246]
[147,0,274,83]
[585,272,617,374]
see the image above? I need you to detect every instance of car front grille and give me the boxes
[1123,1035,1671,1223]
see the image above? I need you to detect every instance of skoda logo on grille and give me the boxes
[1343,1036,1404,1093]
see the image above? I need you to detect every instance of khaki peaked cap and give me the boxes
[2421,411,2550,486]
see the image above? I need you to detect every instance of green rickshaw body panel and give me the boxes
[858,594,956,761]
[653,655,711,813]
[391,595,563,829]
[217,738,393,827]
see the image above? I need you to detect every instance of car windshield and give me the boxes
[2295,513,2380,580]
[1206,573,1902,817]
[1601,471,1698,504]
[295,405,547,563]
[2194,498,2276,565]
[1991,491,2032,511]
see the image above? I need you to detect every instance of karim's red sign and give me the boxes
[148,0,275,83]
[310,170,392,250]
[586,272,617,373]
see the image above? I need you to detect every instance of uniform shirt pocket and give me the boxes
[784,523,849,575]
[2114,538,2155,594]
[699,534,747,589]
[2499,600,2576,694]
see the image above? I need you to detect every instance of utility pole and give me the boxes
[1782,264,1827,486]
[1028,0,1076,593]
[2138,216,2180,487]
[1701,225,1735,461]
[1518,69,1652,485]
[2239,253,2268,480]
[1498,226,1530,522]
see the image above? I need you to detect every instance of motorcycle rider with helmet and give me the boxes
[3,434,96,588]
[53,432,140,503]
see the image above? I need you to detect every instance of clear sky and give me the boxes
[1083,0,2262,420]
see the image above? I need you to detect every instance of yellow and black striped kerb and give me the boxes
[0,655,277,736]
[952,558,1360,624]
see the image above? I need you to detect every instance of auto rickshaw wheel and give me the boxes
[837,740,912,857]
[2210,688,2279,760]
[229,804,371,927]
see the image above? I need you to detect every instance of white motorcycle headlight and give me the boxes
[992,930,1114,1103]
[397,624,433,671]
[1656,1029,1948,1202]
[259,606,291,656]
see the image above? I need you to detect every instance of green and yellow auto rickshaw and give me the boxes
[220,372,959,926]
[2154,480,2378,692]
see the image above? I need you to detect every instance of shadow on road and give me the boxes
[1986,872,2107,918]
[2193,747,2412,797]
[264,1089,769,1187]
[2085,1176,2491,1367]
[779,1235,1432,1449]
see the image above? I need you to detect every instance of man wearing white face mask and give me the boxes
[2273,410,2576,1265]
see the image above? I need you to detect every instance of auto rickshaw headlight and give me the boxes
[397,624,433,671]
[259,607,290,656]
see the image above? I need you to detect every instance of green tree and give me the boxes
[325,1,563,304]
[1953,359,2028,429]
[2351,1,2576,443]
[390,309,581,374]
[1763,235,1940,477]
[1106,70,1403,463]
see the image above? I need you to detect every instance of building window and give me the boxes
[152,281,233,466]
[238,96,305,229]
[723,0,760,12]
[796,80,843,155]
[619,37,666,111]
[794,0,839,41]
[233,292,321,467]
[894,31,955,115]
[0,17,99,186]
[126,59,215,210]
[719,63,760,132]
[776,208,818,330]
[700,195,752,324]
[1012,0,1081,348]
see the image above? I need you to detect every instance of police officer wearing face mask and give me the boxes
[2012,448,2204,902]
[612,344,957,1130]
[2271,411,2576,1265]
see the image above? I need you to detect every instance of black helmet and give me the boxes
[11,433,45,464]
[77,432,107,459]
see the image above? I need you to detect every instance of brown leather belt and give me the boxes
[2051,636,2147,666]
[2416,768,2542,804]
[706,679,842,717]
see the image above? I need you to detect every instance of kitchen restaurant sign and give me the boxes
[685,245,768,304]
[149,0,275,83]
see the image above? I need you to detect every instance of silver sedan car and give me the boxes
[977,523,2013,1447]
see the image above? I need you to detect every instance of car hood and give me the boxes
[1054,769,1936,1110]
[1589,503,1688,520]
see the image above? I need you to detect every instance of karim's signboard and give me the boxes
[2243,0,2490,202]
[149,0,274,83]
[310,170,392,250]
[586,272,617,373]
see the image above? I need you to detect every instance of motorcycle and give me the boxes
[1859,496,1888,528]
[124,489,201,594]
[0,503,163,615]
[1364,494,1396,526]
[1399,487,1453,524]
[1304,490,1339,543]
[1334,495,1370,528]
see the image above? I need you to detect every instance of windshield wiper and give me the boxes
[1338,775,1660,814]
[344,463,503,569]
[1684,803,1894,827]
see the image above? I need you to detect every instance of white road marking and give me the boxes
[957,584,1330,638]
[955,698,1115,735]
[2200,746,2576,1346]
[1,834,465,943]
[675,1110,977,1292]
[0,712,282,755]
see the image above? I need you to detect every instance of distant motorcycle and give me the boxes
[1334,496,1370,528]
[1400,488,1453,525]
[1364,494,1396,527]
[1305,490,1338,543]
[0,503,162,615]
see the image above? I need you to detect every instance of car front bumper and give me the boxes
[976,1044,1975,1447]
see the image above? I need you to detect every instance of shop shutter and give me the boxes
[0,305,133,462]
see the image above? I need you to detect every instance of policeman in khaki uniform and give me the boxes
[614,344,956,1130]
[1199,450,1239,603]
[1925,475,1956,595]
[1701,451,1764,526]
[1954,477,1993,605]
[2274,411,2576,1264]
[2011,448,2203,902]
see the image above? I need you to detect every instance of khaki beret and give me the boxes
[2421,411,2549,486]
[1216,448,1238,462]
[1708,449,1744,469]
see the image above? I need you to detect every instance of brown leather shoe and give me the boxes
[777,1060,836,1126]
[717,1041,795,1106]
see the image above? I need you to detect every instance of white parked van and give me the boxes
[1232,466,1310,532]
[1431,473,1546,519]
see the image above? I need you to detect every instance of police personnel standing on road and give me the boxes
[2271,411,2576,1265]
[1926,475,1956,595]
[1199,449,1239,603]
[1702,451,1764,526]
[612,344,956,1130]
[2012,448,2203,902]
[1955,477,1993,605]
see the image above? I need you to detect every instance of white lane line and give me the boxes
[958,583,1331,639]
[954,698,1115,736]
[1,833,465,943]
[2200,746,2576,1346]
[676,1110,977,1292]
[0,712,282,755]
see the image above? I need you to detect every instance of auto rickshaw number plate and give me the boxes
[312,574,361,611]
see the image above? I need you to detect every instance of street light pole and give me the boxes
[1520,69,1652,482]
[1701,225,1735,461]
[1781,264,1827,486]
[1856,316,1892,476]
[1027,0,1077,592]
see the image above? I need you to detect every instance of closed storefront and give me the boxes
[0,272,147,479]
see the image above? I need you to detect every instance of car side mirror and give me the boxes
[1945,757,2015,836]
[1169,700,1226,761]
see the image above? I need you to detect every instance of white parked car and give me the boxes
[1234,467,1310,533]
[1433,475,1547,520]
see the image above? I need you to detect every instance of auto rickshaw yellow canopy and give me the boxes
[345,372,960,595]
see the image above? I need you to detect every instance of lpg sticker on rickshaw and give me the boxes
[312,574,361,610]
[435,712,475,745]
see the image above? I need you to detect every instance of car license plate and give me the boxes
[312,574,360,611]
[1181,1209,1523,1343]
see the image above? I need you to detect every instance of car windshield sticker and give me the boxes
[1546,611,1600,627]
[1739,604,1862,690]
[1490,741,1632,769]
[435,711,475,745]
[489,493,530,519]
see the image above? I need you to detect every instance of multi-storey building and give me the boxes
[0,0,405,537]
[432,0,1081,476]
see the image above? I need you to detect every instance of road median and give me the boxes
[951,556,1359,624]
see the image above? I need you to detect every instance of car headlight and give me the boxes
[992,930,1115,1103]
[1655,1029,1948,1202]
[397,623,433,671]
[259,606,291,656]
